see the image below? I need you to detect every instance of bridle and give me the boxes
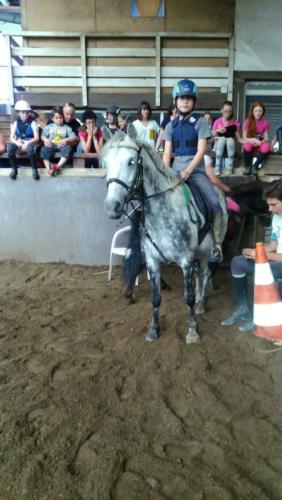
[107,146,144,204]
[106,143,182,262]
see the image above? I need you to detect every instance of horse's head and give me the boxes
[103,128,141,219]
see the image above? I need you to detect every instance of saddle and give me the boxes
[187,181,213,244]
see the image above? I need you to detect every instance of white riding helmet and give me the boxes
[15,100,32,112]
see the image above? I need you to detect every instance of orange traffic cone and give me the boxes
[253,242,282,344]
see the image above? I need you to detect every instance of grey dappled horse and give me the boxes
[103,128,227,343]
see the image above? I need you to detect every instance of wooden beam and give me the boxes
[155,34,161,107]
[5,35,14,105]
[6,30,232,38]
[227,35,235,100]
[80,35,88,107]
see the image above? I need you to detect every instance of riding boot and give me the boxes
[243,151,253,175]
[32,168,40,180]
[210,212,224,262]
[30,155,40,180]
[221,276,252,325]
[9,167,18,180]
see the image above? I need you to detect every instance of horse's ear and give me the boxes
[102,126,112,143]
[127,123,137,141]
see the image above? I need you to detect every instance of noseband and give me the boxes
[107,146,143,203]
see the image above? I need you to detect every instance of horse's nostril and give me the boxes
[113,200,122,212]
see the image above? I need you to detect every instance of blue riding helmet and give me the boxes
[172,79,198,100]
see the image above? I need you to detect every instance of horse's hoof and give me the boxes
[186,332,200,344]
[126,295,135,305]
[145,331,159,342]
[195,303,205,315]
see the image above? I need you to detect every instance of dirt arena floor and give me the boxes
[0,260,281,500]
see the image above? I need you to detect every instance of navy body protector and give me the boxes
[15,118,34,140]
[171,115,198,156]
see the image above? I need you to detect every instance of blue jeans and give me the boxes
[231,255,282,280]
[40,144,72,160]
[189,170,221,214]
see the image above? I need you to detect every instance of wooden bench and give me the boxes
[0,152,98,168]
[257,154,282,179]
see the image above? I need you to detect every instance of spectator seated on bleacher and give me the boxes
[78,109,104,168]
[213,101,241,176]
[242,101,270,176]
[8,100,40,181]
[41,106,76,176]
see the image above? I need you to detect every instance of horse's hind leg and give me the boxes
[183,262,200,344]
[145,265,161,342]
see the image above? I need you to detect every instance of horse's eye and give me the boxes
[129,158,136,166]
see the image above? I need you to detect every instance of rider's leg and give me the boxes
[221,255,253,325]
[189,171,223,262]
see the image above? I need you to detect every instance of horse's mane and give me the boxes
[100,130,177,183]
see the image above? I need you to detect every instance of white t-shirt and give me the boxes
[271,214,282,253]
[132,119,160,148]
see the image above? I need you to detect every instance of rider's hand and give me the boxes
[180,169,191,181]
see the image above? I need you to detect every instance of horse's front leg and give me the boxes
[145,264,161,342]
[195,260,212,315]
[183,262,200,344]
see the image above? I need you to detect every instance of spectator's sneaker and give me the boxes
[214,166,221,176]
[9,168,18,180]
[222,168,233,176]
[47,166,56,176]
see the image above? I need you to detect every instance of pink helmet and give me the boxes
[15,100,32,112]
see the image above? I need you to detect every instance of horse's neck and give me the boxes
[142,149,171,195]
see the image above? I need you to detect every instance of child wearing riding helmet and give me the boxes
[163,79,224,261]
[242,101,270,175]
[8,100,40,180]
[103,105,120,135]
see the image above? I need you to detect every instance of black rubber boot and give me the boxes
[221,276,252,325]
[243,151,253,175]
[32,168,40,180]
[9,167,18,180]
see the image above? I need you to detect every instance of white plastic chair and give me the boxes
[108,225,138,284]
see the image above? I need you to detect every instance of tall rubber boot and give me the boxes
[210,211,224,262]
[9,167,18,180]
[243,151,253,175]
[221,276,252,325]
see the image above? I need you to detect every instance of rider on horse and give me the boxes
[163,79,224,261]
